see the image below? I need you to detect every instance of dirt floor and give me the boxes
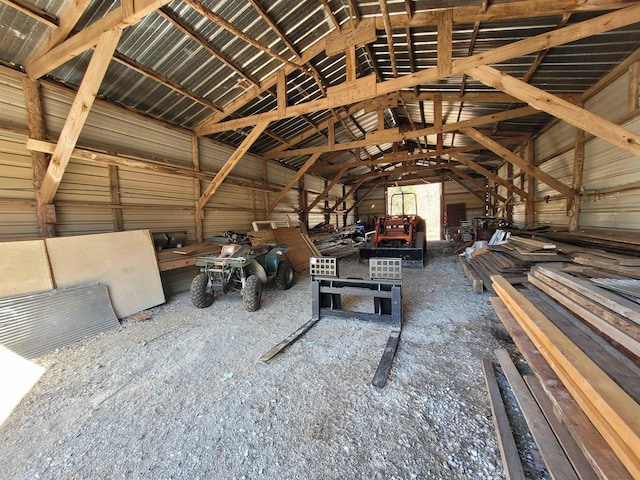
[0,242,543,479]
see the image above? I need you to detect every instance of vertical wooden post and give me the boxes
[277,68,287,118]
[440,179,446,239]
[525,140,535,228]
[262,158,269,221]
[342,185,347,227]
[298,176,308,228]
[629,61,639,112]
[569,126,585,232]
[21,77,56,238]
[506,162,514,224]
[192,135,204,242]
[323,179,330,225]
[434,93,443,161]
[345,44,357,83]
[108,165,123,231]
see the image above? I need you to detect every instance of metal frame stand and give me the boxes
[259,257,403,388]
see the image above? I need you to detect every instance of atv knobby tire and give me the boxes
[242,275,262,312]
[190,272,214,308]
[275,261,295,290]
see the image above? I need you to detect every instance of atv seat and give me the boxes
[252,243,271,255]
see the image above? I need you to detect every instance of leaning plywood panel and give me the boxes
[0,284,119,358]
[0,240,53,297]
[45,230,165,318]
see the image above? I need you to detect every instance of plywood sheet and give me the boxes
[0,240,53,298]
[46,230,165,318]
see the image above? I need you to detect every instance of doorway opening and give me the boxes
[386,183,441,240]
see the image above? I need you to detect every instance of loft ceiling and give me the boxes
[1,0,639,189]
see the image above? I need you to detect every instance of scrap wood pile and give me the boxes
[481,234,640,479]
[464,235,567,292]
[308,225,365,258]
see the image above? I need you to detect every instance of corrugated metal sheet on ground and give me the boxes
[591,278,640,302]
[0,283,120,359]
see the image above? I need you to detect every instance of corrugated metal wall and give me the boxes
[355,185,385,227]
[0,69,354,244]
[533,69,640,232]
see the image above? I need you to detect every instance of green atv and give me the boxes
[190,231,295,312]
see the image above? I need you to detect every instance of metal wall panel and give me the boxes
[580,190,640,231]
[535,120,574,164]
[355,186,385,226]
[199,140,264,181]
[535,198,569,227]
[536,148,574,198]
[41,84,193,167]
[0,71,27,127]
[585,72,629,122]
[0,132,34,201]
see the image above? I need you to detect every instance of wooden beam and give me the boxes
[345,182,380,216]
[569,124,585,232]
[434,93,443,158]
[448,165,506,202]
[345,45,357,83]
[328,177,367,213]
[39,28,122,204]
[267,152,321,213]
[21,77,55,237]
[26,139,277,193]
[630,61,640,111]
[108,165,123,232]
[436,10,453,77]
[26,0,171,79]
[266,106,538,159]
[307,166,349,212]
[319,0,340,30]
[461,127,574,198]
[468,65,640,158]
[28,0,91,63]
[277,69,287,118]
[197,121,270,210]
[192,135,203,242]
[450,154,527,198]
[380,0,398,77]
[197,5,640,135]
[447,175,486,203]
[525,140,535,227]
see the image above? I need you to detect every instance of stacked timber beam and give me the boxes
[489,265,640,478]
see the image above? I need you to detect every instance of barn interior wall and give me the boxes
[443,180,485,226]
[532,67,640,232]
[0,68,348,241]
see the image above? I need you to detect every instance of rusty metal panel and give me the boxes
[0,283,120,359]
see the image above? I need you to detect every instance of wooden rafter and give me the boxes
[467,65,640,158]
[447,175,486,204]
[380,0,397,77]
[264,106,538,159]
[197,121,270,210]
[307,166,350,212]
[197,4,640,135]
[25,0,173,79]
[319,0,340,30]
[450,154,527,199]
[267,152,321,213]
[39,28,122,203]
[447,165,507,202]
[158,6,261,87]
[344,182,380,215]
[461,126,574,198]
[328,177,368,213]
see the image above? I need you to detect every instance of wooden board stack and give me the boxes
[489,273,640,479]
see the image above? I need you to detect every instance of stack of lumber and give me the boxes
[489,272,640,479]
[251,226,320,272]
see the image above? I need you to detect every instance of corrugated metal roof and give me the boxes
[0,0,637,186]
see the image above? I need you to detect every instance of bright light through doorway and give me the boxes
[387,184,441,241]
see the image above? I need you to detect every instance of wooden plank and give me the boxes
[491,275,640,478]
[482,358,526,480]
[522,286,640,404]
[528,273,640,359]
[459,256,483,293]
[509,236,557,251]
[267,153,321,213]
[46,230,165,318]
[572,254,640,279]
[372,328,401,388]
[490,296,632,480]
[524,375,598,480]
[325,18,376,56]
[496,348,579,480]
[535,266,640,325]
[0,240,53,297]
[277,68,287,118]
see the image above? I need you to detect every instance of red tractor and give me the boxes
[361,192,426,268]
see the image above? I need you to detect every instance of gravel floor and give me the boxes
[1,241,538,479]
